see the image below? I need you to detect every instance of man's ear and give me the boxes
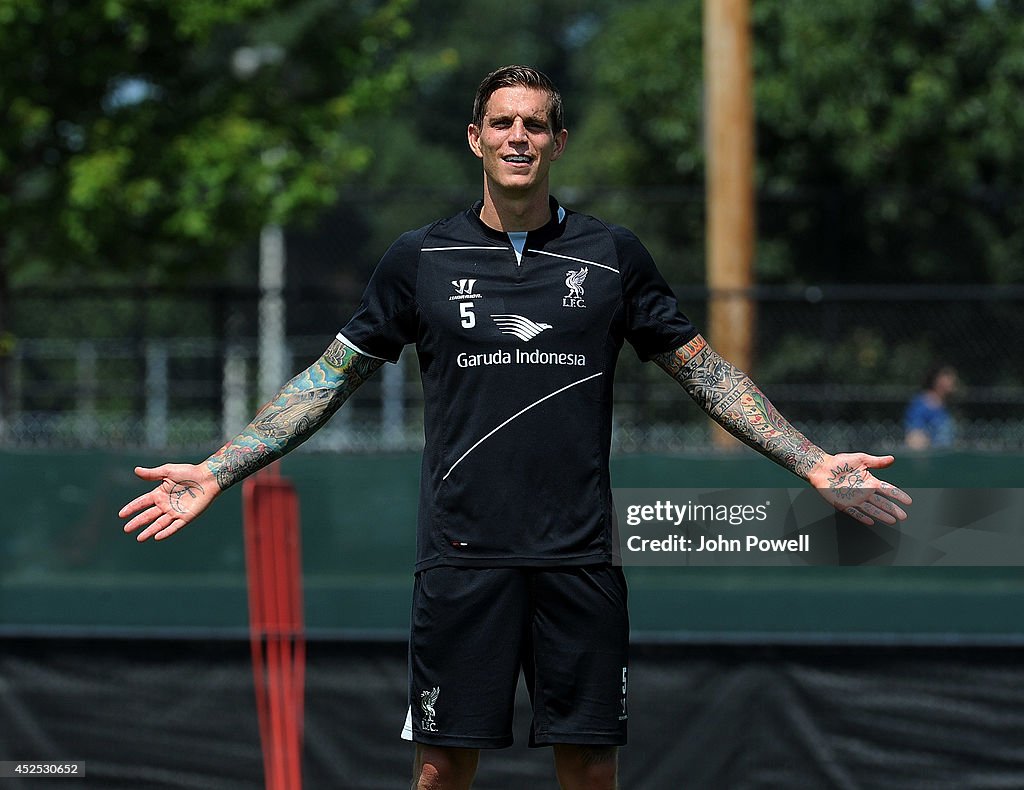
[551,128,568,161]
[467,124,484,159]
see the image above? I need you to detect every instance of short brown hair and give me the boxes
[471,65,564,133]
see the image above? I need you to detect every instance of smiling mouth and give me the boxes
[502,155,533,165]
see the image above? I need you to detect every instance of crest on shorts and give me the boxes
[420,686,440,732]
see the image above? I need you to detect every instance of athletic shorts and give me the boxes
[400,565,629,749]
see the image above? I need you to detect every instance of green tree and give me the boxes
[754,0,1024,284]
[0,0,424,415]
[566,0,1024,285]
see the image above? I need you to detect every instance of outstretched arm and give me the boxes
[119,338,384,541]
[652,334,912,525]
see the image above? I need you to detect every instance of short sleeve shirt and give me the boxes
[339,198,698,570]
[904,393,955,447]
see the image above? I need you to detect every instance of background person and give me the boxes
[905,364,958,449]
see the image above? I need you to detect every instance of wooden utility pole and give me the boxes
[704,0,756,447]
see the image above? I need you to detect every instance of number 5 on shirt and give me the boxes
[460,302,476,329]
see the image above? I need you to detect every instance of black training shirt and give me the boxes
[339,198,698,571]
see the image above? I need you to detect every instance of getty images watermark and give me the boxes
[613,488,1024,566]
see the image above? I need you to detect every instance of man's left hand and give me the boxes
[807,453,913,525]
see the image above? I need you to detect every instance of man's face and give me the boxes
[935,370,958,397]
[468,86,567,195]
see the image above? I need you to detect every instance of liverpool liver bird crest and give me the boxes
[565,266,588,299]
[420,686,440,731]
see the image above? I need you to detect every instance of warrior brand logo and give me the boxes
[491,314,552,342]
[450,279,483,300]
[563,267,588,308]
[420,686,440,732]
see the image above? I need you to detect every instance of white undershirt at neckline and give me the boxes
[507,206,566,265]
[508,232,528,264]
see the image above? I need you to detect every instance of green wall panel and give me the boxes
[1,448,1021,642]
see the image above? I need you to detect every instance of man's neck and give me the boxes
[478,182,552,232]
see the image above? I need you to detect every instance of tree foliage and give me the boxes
[566,0,1024,284]
[4,0,1024,428]
[0,0,422,284]
[4,0,1024,289]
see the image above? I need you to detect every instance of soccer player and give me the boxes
[119,65,912,790]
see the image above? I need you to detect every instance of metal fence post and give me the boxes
[259,225,287,403]
[76,340,98,445]
[145,341,168,449]
[223,344,249,442]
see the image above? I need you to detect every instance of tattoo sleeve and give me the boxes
[205,339,385,490]
[652,335,826,480]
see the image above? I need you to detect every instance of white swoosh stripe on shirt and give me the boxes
[531,249,619,273]
[423,246,505,252]
[442,371,604,481]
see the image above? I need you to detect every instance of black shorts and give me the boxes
[401,565,629,749]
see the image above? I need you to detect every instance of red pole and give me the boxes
[243,464,305,790]
[262,486,287,790]
[243,480,274,788]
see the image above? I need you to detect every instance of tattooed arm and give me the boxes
[205,339,383,490]
[119,338,384,541]
[653,334,912,525]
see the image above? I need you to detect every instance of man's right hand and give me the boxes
[118,463,221,542]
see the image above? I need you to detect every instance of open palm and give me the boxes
[808,452,913,526]
[118,463,221,541]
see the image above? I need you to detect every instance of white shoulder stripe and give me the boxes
[423,246,505,252]
[531,249,619,273]
[442,372,604,481]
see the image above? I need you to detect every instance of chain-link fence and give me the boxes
[3,283,1022,453]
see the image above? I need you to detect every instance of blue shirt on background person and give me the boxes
[905,365,958,448]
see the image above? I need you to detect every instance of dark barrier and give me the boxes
[1,637,1022,789]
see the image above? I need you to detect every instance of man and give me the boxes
[905,364,958,448]
[119,65,912,789]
